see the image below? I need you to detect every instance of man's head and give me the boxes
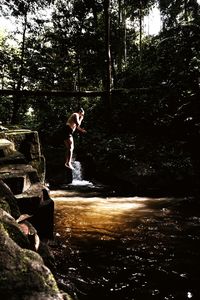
[78,107,85,116]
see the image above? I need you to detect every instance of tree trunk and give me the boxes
[76,52,81,108]
[11,12,28,124]
[118,0,122,72]
[184,0,188,22]
[138,1,143,88]
[104,0,112,112]
[139,2,142,64]
[118,0,127,72]
[123,4,127,68]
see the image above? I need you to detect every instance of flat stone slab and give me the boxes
[4,130,42,160]
[0,164,40,180]
[0,139,15,157]
[15,183,50,215]
[15,182,44,199]
[0,151,26,165]
[0,164,40,194]
[15,183,53,221]
[0,129,45,181]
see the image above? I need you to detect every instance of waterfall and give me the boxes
[71,161,93,186]
[72,161,83,181]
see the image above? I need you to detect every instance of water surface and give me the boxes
[50,186,200,300]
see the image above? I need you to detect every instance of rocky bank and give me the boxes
[0,128,72,300]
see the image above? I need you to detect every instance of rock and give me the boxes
[0,161,54,240]
[43,146,73,187]
[0,138,15,156]
[0,222,69,300]
[17,219,40,251]
[0,208,30,249]
[0,128,74,299]
[0,124,8,131]
[0,180,21,219]
[0,164,40,194]
[0,183,70,298]
[0,129,46,182]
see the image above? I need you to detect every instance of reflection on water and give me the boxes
[50,188,200,300]
[53,195,147,241]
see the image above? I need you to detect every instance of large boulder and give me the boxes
[0,129,45,183]
[0,184,60,298]
[0,221,70,300]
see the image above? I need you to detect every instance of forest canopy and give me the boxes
[0,0,199,152]
[0,0,200,192]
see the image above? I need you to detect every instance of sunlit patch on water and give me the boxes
[51,195,150,242]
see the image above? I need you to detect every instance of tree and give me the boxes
[1,0,53,123]
[158,0,200,29]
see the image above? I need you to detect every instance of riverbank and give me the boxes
[0,129,72,300]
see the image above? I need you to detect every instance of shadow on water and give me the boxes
[50,161,200,300]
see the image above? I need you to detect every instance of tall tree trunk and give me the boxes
[76,52,81,108]
[139,1,142,64]
[138,1,143,88]
[104,0,112,112]
[77,54,81,93]
[118,0,122,73]
[118,0,127,72]
[123,4,127,68]
[184,0,188,22]
[11,11,28,124]
[1,66,4,89]
[17,14,27,90]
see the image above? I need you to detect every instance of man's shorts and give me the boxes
[64,125,73,139]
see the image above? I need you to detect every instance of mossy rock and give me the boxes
[0,196,11,214]
[0,208,30,249]
[0,180,20,219]
[0,223,70,300]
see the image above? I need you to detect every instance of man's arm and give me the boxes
[72,112,86,133]
[77,125,86,133]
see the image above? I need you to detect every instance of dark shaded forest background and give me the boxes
[0,0,200,193]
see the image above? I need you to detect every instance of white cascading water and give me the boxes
[71,161,93,186]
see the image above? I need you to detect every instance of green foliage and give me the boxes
[0,0,199,148]
[1,0,53,17]
[0,0,199,191]
[158,0,200,28]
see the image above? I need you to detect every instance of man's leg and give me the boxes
[64,136,74,169]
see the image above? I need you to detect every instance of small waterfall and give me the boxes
[71,161,93,186]
[72,161,83,181]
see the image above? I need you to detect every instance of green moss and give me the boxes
[2,221,30,249]
[23,248,43,263]
[46,272,59,292]
[0,189,20,219]
[0,227,72,299]
[0,197,11,214]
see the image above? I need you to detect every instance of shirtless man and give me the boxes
[64,108,86,169]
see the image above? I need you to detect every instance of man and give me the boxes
[64,108,86,169]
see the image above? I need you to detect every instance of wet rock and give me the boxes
[0,129,45,182]
[0,222,70,300]
[0,138,15,156]
[0,208,30,249]
[0,180,21,219]
[43,146,73,187]
[0,164,40,194]
[0,128,74,299]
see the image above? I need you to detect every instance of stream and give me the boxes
[50,162,200,300]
